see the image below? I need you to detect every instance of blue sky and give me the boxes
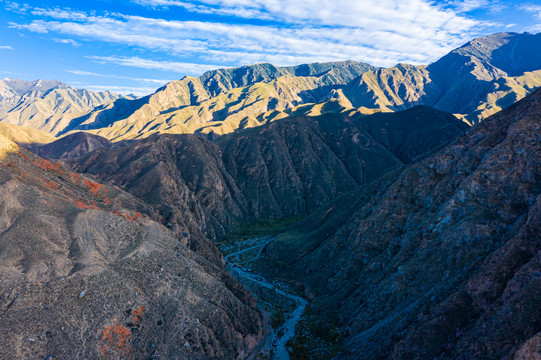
[0,0,540,96]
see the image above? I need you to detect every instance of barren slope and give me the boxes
[0,137,263,359]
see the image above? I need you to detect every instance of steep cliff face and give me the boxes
[200,61,376,97]
[266,88,541,359]
[67,106,466,240]
[0,136,263,359]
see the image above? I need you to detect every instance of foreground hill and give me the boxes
[0,78,128,135]
[265,88,541,359]
[0,136,263,359]
[67,105,466,239]
[32,132,113,160]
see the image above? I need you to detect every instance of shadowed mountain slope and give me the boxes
[67,106,466,239]
[0,135,263,359]
[33,132,112,160]
[265,87,541,359]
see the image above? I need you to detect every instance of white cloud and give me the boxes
[30,7,90,21]
[134,0,489,32]
[519,4,541,20]
[0,45,13,50]
[67,69,175,84]
[53,38,81,46]
[3,1,31,13]
[445,0,505,13]
[86,56,220,74]
[77,84,157,96]
[133,0,273,19]
[8,2,503,73]
[67,70,102,76]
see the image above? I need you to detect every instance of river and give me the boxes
[222,236,309,360]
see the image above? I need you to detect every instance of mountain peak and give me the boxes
[451,31,541,76]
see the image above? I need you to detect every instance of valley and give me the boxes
[222,235,309,360]
[0,29,539,360]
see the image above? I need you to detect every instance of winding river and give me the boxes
[223,237,309,360]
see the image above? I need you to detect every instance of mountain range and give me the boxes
[0,78,129,135]
[0,32,538,145]
[0,31,539,359]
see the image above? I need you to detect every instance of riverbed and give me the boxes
[221,236,309,360]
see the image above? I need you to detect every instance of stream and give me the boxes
[222,236,309,360]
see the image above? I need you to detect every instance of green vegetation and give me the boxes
[219,216,302,244]
[287,314,345,360]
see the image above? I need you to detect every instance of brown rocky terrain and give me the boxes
[0,136,263,359]
[66,106,466,240]
[265,87,541,359]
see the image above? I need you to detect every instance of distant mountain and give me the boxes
[0,78,63,98]
[56,61,375,141]
[0,78,130,135]
[345,32,541,123]
[200,61,376,97]
[0,135,263,359]
[1,33,539,142]
[265,87,541,359]
[67,105,466,239]
[44,32,539,142]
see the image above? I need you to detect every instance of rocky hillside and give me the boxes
[0,78,128,135]
[0,135,263,359]
[67,105,466,239]
[265,88,541,359]
[345,32,541,123]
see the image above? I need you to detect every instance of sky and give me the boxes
[0,0,540,96]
